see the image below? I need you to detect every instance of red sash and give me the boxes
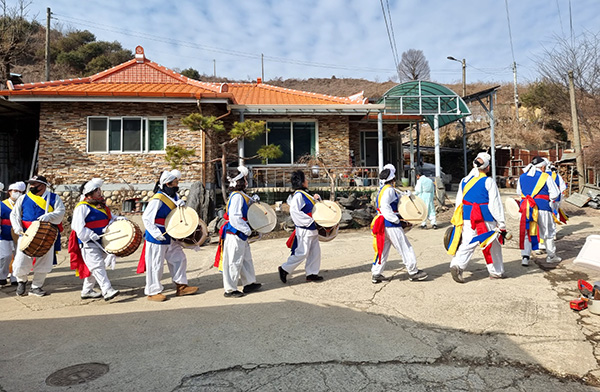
[67,230,91,279]
[463,200,493,265]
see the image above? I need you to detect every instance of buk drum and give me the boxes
[179,218,209,248]
[443,225,462,251]
[165,206,209,248]
[102,220,143,257]
[398,194,427,223]
[504,197,521,220]
[247,202,277,234]
[19,221,59,257]
[312,200,342,242]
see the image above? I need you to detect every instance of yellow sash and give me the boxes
[2,199,12,210]
[376,184,391,210]
[27,191,55,212]
[296,190,316,206]
[447,172,486,256]
[225,191,251,215]
[522,172,549,199]
[76,201,110,217]
[151,192,176,209]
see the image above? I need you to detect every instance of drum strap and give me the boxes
[151,193,176,209]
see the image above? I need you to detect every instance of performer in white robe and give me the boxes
[69,178,120,301]
[139,170,198,302]
[215,166,261,298]
[371,164,428,283]
[0,182,25,286]
[278,170,323,283]
[10,175,65,297]
[414,170,437,229]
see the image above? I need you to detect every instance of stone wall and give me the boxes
[38,101,223,186]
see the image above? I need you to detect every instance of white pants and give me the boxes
[222,234,256,293]
[521,210,557,258]
[12,236,54,288]
[450,220,504,275]
[80,242,113,295]
[144,241,188,296]
[372,226,419,276]
[281,228,321,276]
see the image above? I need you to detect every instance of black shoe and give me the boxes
[29,287,46,297]
[16,282,27,296]
[243,283,262,294]
[450,266,464,283]
[371,274,389,284]
[432,224,438,230]
[0,279,7,286]
[11,281,18,286]
[223,290,245,298]
[408,270,428,281]
[306,274,324,282]
[278,266,288,283]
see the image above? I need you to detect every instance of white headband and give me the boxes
[523,157,547,177]
[80,178,103,201]
[379,164,396,186]
[8,181,26,192]
[473,152,491,170]
[228,166,249,187]
[160,169,182,186]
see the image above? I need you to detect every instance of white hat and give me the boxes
[8,181,26,192]
[160,170,182,186]
[228,166,249,187]
[379,164,396,186]
[523,156,546,176]
[473,152,491,169]
[80,178,103,201]
[0,182,3,191]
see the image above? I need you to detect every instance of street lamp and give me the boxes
[447,56,466,97]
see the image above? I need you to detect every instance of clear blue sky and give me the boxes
[28,0,600,84]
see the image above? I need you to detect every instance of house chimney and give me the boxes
[135,46,145,63]
[257,77,262,84]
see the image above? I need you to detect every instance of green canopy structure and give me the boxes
[377,80,470,128]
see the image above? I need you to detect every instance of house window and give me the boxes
[244,121,317,164]
[87,116,166,153]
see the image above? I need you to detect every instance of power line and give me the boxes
[379,0,400,79]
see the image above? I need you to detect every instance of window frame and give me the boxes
[243,119,319,166]
[86,116,167,154]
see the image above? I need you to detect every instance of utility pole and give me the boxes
[568,70,585,187]
[461,58,466,97]
[213,59,216,78]
[261,53,264,81]
[45,7,51,81]
[512,61,519,120]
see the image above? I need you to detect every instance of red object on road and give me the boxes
[570,299,588,311]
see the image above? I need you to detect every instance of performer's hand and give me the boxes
[313,193,321,201]
[14,228,24,236]
[403,190,412,197]
[37,214,51,222]
[115,216,127,221]
[90,233,100,241]
[251,194,260,202]
[156,234,166,242]
[175,199,185,207]
[499,229,507,245]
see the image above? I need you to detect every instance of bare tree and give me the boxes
[533,32,600,143]
[0,0,38,87]
[397,49,430,82]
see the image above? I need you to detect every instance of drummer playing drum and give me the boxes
[278,170,324,284]
[68,178,120,301]
[10,175,65,297]
[371,164,428,284]
[139,170,198,302]
[214,166,262,298]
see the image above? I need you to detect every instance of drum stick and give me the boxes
[407,195,422,214]
[98,230,121,238]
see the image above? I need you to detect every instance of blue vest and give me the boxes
[461,176,494,222]
[76,203,110,244]
[295,190,317,230]
[549,171,562,202]
[223,191,250,240]
[519,171,551,211]
[375,185,402,228]
[144,191,177,245]
[1,200,13,241]
[22,192,58,223]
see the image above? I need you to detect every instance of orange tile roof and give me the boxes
[1,46,367,106]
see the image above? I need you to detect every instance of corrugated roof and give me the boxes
[0,46,367,106]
